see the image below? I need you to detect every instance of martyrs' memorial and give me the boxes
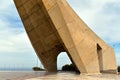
[14,0,117,74]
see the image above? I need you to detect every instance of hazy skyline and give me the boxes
[0,0,120,70]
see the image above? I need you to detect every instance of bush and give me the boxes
[118,66,120,72]
[62,64,70,71]
[32,67,44,71]
[62,64,80,73]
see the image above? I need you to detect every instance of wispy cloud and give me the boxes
[0,0,38,66]
[103,2,120,14]
[0,0,32,53]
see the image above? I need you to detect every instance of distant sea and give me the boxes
[0,68,33,71]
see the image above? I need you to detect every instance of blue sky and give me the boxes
[0,0,120,70]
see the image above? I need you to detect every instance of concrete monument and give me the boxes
[14,0,117,74]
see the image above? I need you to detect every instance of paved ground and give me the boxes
[27,72,120,80]
[0,71,44,80]
[0,71,119,80]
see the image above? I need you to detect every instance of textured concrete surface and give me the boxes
[14,0,117,74]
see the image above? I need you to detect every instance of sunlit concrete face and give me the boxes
[14,0,117,74]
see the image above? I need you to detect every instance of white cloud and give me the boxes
[0,31,34,53]
[0,0,40,68]
[0,0,35,54]
[0,17,34,54]
[0,0,12,9]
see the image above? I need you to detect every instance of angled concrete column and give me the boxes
[14,0,117,74]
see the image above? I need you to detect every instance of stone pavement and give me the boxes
[26,72,120,80]
[0,71,119,80]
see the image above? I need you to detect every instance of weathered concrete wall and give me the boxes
[14,0,117,74]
